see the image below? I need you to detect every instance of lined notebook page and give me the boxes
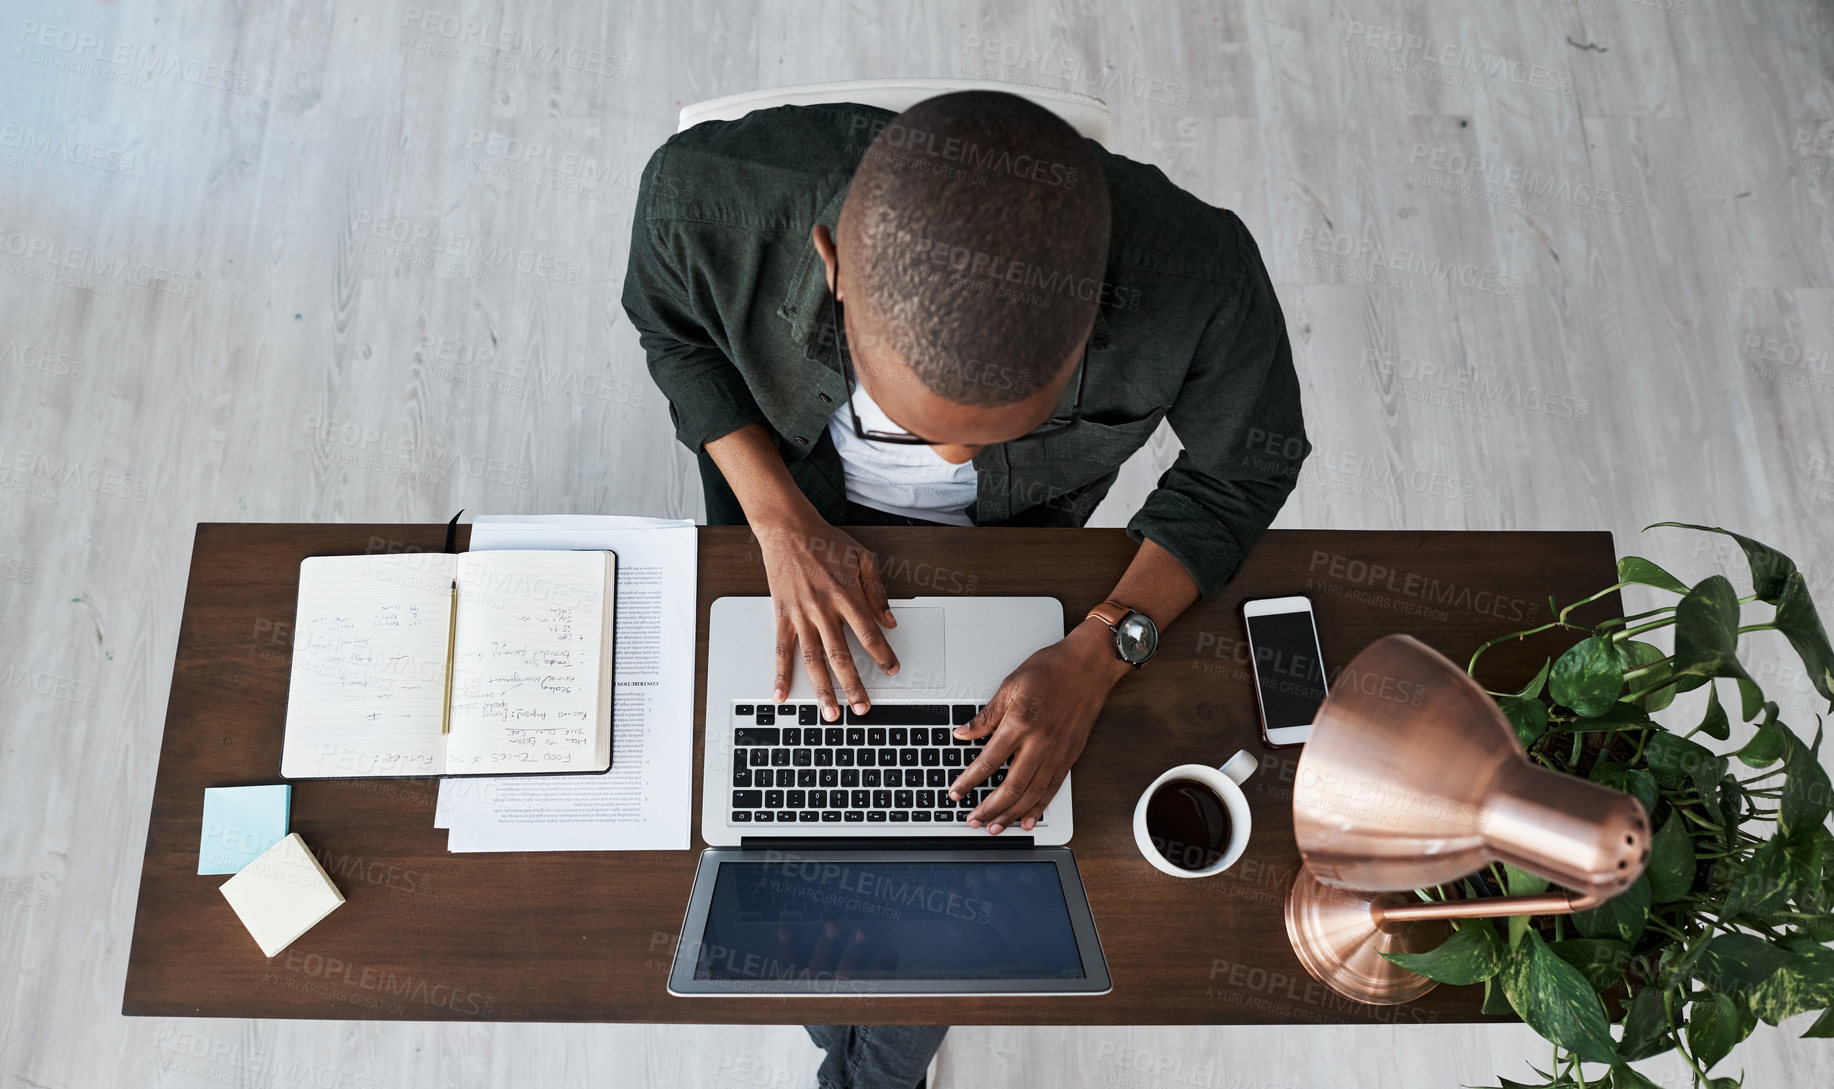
[443,550,613,774]
[280,553,458,778]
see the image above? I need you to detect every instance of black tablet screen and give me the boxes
[693,859,1086,982]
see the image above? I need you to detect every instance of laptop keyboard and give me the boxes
[726,700,1039,827]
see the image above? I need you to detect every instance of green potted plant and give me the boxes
[1377,523,1834,1088]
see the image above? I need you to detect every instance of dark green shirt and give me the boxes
[620,103,1309,599]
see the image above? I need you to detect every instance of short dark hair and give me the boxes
[838,91,1111,406]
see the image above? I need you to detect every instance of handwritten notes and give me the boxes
[280,550,615,779]
[443,551,613,775]
[281,553,457,778]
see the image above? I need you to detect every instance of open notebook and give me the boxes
[280,550,616,779]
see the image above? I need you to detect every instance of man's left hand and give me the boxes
[947,618,1131,834]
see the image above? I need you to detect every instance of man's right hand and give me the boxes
[756,513,899,721]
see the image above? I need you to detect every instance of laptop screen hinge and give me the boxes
[738,835,1035,851]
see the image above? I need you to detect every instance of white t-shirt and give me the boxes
[825,382,977,525]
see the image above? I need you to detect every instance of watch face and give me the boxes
[1116,612,1157,664]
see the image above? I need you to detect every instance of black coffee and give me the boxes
[1145,778,1233,871]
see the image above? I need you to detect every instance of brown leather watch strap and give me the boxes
[1085,600,1130,628]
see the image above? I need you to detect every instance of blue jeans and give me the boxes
[804,1024,948,1089]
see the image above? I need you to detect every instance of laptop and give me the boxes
[668,595,1110,996]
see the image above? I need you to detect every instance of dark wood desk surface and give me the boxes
[124,524,1621,1024]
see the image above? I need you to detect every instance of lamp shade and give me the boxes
[1292,634,1648,906]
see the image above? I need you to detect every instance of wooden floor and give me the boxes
[3,0,1832,1086]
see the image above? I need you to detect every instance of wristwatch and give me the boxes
[1086,600,1158,668]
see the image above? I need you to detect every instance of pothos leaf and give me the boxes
[1617,555,1691,595]
[1551,635,1628,717]
[1695,680,1731,740]
[1499,930,1618,1064]
[1381,917,1505,985]
[1669,575,1751,683]
[1647,522,1797,604]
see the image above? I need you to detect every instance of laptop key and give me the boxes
[926,769,947,787]
[753,810,772,822]
[755,708,774,724]
[912,811,932,822]
[736,704,755,716]
[883,769,902,787]
[921,749,940,766]
[834,748,854,767]
[847,704,949,725]
[899,749,919,767]
[799,705,818,725]
[873,790,892,808]
[867,728,886,746]
[917,790,935,808]
[821,811,842,822]
[866,811,887,822]
[844,811,864,822]
[951,704,976,725]
[778,704,794,715]
[878,748,897,766]
[889,728,908,746]
[814,749,834,767]
[824,727,844,746]
[894,789,914,808]
[819,769,838,788]
[851,789,870,808]
[807,790,825,808]
[943,749,962,766]
[935,810,955,822]
[862,769,881,787]
[778,769,796,787]
[771,749,791,767]
[787,790,806,807]
[797,811,818,823]
[889,811,909,823]
[733,768,751,787]
[732,790,763,808]
[856,748,875,767]
[840,769,859,787]
[846,728,865,746]
[733,810,752,822]
[765,790,784,808]
[793,749,813,767]
[781,727,800,745]
[734,727,779,746]
[797,769,816,787]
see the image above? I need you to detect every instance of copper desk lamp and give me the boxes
[1284,634,1651,1005]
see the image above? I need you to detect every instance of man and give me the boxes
[623,91,1308,1089]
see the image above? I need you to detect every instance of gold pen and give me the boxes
[440,578,457,735]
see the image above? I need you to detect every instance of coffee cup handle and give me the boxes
[1219,749,1257,786]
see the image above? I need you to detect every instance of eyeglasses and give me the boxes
[826,261,1088,446]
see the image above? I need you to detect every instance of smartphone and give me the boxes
[1240,595,1329,747]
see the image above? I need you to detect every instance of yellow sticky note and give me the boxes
[218,833,345,957]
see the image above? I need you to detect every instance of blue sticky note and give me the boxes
[199,785,292,875]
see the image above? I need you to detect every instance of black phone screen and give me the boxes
[1244,608,1328,730]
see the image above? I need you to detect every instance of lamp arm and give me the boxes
[1376,889,1598,925]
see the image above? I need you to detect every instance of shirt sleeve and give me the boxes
[619,153,768,451]
[1125,213,1310,599]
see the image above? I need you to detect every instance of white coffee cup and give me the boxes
[1132,750,1259,878]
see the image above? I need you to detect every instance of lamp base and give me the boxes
[1283,868,1451,1006]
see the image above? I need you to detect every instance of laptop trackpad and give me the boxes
[842,606,945,690]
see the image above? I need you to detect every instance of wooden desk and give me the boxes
[123,524,1621,1024]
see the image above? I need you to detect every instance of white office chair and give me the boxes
[676,77,1112,148]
